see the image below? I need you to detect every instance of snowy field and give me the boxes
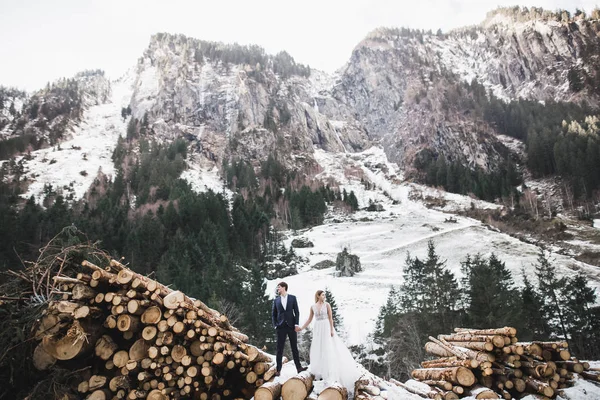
[266,148,600,347]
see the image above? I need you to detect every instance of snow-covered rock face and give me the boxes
[4,7,600,204]
[129,34,370,172]
[323,8,600,170]
[121,9,600,175]
[448,8,597,103]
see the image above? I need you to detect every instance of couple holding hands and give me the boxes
[272,281,363,391]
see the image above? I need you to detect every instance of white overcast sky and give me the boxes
[0,0,597,91]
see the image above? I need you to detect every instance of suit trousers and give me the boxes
[276,325,301,371]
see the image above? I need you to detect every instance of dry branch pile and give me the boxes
[32,258,279,400]
[407,327,600,399]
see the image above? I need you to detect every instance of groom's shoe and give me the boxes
[297,366,308,373]
[275,371,281,377]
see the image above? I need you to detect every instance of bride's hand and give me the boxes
[330,330,334,337]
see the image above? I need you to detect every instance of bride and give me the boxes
[297,290,364,391]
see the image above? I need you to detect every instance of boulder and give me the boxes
[335,248,362,277]
[291,238,314,248]
[312,260,336,270]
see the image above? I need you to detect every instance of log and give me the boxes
[142,326,158,341]
[518,343,543,357]
[72,283,95,300]
[117,314,140,332]
[525,377,554,397]
[255,381,282,400]
[129,339,150,361]
[147,389,167,400]
[282,370,314,400]
[421,357,480,369]
[425,339,494,363]
[110,376,131,391]
[33,342,56,370]
[42,320,91,360]
[502,345,524,355]
[468,386,500,399]
[127,299,148,316]
[78,381,89,394]
[580,371,600,382]
[86,389,112,400]
[555,361,584,373]
[171,345,187,363]
[247,345,274,363]
[420,380,453,391]
[389,379,442,399]
[445,341,494,352]
[454,327,516,337]
[95,335,118,361]
[438,334,505,348]
[89,375,107,391]
[318,384,348,400]
[411,367,475,387]
[533,341,568,349]
[141,306,162,325]
[113,350,130,369]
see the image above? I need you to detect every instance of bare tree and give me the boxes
[386,314,427,381]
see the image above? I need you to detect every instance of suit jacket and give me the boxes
[272,294,300,329]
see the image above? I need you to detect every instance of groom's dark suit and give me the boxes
[272,294,303,372]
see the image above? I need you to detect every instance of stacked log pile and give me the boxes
[32,259,279,400]
[407,327,600,399]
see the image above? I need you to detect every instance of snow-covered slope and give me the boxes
[266,147,600,348]
[9,72,134,204]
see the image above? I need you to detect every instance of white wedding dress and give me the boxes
[308,302,365,393]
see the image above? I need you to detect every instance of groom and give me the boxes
[272,281,307,376]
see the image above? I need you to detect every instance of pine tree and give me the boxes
[561,273,599,358]
[535,251,568,339]
[461,253,518,328]
[399,241,461,332]
[518,269,550,341]
[325,287,342,329]
[375,286,399,339]
[242,264,274,351]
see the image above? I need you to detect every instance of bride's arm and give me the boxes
[327,303,334,336]
[299,307,314,330]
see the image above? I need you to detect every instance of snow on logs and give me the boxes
[408,326,600,399]
[33,259,275,399]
